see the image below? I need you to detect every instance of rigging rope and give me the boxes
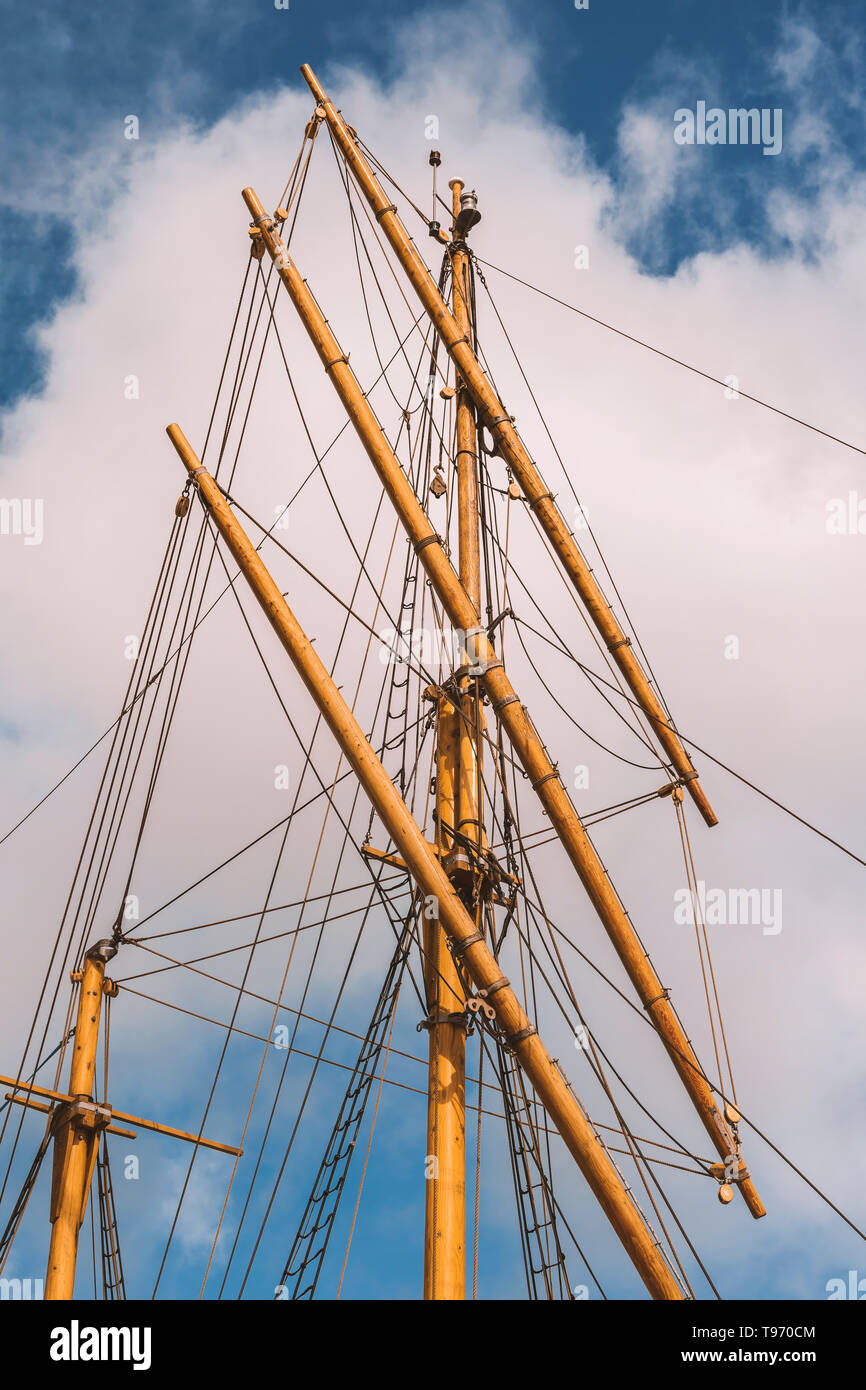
[515,613,866,871]
[473,256,866,460]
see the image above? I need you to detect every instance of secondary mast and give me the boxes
[44,940,117,1299]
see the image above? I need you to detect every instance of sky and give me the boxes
[1,0,865,1303]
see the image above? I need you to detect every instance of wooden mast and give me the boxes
[238,187,765,1221]
[44,939,116,1299]
[424,691,466,1299]
[298,62,718,831]
[28,928,239,1298]
[421,178,485,1299]
[449,177,485,875]
[166,423,685,1300]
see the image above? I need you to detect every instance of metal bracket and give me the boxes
[528,491,554,514]
[479,976,509,998]
[658,770,700,799]
[466,997,495,1024]
[417,1008,471,1034]
[487,609,513,639]
[51,1097,113,1136]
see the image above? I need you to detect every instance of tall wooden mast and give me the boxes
[449,176,485,874]
[421,177,485,1299]
[166,423,685,1300]
[238,187,765,1220]
[424,690,466,1299]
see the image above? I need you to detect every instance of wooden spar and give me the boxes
[449,177,485,868]
[424,693,466,1300]
[450,180,482,614]
[166,422,685,1300]
[44,940,115,1299]
[38,939,239,1297]
[4,1094,137,1141]
[237,189,766,1221]
[1,1081,241,1154]
[298,62,718,831]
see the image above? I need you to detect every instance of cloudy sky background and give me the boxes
[1,0,865,1301]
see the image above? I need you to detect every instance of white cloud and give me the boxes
[2,4,865,1298]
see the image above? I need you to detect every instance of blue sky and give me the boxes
[2,0,865,410]
[2,0,866,1304]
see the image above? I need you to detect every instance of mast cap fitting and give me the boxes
[87,939,118,965]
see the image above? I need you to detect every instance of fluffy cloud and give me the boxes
[1,2,865,1298]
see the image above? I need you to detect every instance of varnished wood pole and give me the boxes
[166,422,685,1299]
[45,940,115,1300]
[419,180,486,1300]
[298,62,717,830]
[237,190,765,1220]
[449,180,482,614]
[423,695,466,1299]
[449,178,485,866]
[0,1076,242,1155]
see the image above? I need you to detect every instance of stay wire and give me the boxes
[515,613,866,871]
[157,453,417,1293]
[471,255,672,716]
[473,256,866,460]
